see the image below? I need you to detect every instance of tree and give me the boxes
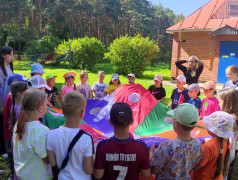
[105,34,159,77]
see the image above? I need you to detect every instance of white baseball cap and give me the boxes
[176,75,186,83]
[127,73,135,79]
[27,75,51,90]
[154,74,163,82]
[187,83,200,92]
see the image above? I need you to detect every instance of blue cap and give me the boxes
[111,73,119,80]
[30,63,45,74]
[7,74,29,86]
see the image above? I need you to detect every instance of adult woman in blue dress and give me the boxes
[0,46,14,155]
[175,56,204,85]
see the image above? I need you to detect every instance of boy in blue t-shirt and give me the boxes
[168,75,189,109]
[187,83,202,113]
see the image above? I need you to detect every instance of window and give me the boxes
[228,3,238,17]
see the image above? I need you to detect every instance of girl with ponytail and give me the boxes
[3,81,27,179]
[193,111,234,180]
[13,88,52,180]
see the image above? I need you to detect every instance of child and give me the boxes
[13,88,52,179]
[76,71,92,99]
[200,81,220,120]
[187,83,202,112]
[148,74,166,102]
[45,73,62,109]
[127,73,135,84]
[92,70,107,99]
[30,63,45,77]
[151,103,202,179]
[168,75,189,109]
[47,91,94,179]
[0,46,14,156]
[60,72,76,100]
[4,81,27,179]
[222,65,238,90]
[27,75,51,93]
[193,111,234,180]
[106,73,121,95]
[218,88,238,179]
[94,102,151,179]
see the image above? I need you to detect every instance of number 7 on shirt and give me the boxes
[113,165,128,180]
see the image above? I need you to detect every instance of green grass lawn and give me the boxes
[1,60,237,179]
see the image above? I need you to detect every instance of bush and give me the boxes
[55,37,105,70]
[24,35,62,55]
[105,34,159,77]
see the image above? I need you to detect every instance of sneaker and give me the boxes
[1,153,8,159]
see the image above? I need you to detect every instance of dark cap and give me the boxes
[110,102,133,125]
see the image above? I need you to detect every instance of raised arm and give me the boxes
[175,60,187,74]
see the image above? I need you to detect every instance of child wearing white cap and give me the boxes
[187,83,202,112]
[168,75,189,109]
[148,74,166,102]
[127,73,135,84]
[106,73,121,95]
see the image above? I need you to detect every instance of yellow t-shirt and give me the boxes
[106,84,120,95]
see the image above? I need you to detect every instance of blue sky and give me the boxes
[150,0,211,17]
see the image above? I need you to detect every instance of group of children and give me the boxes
[45,69,136,107]
[1,45,238,179]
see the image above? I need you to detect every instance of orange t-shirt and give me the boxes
[192,138,228,180]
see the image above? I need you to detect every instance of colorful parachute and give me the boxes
[44,84,209,147]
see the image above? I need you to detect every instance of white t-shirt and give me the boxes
[92,82,107,99]
[47,126,93,180]
[13,121,52,180]
[76,83,91,99]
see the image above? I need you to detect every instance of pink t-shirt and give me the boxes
[61,85,74,97]
[200,97,220,119]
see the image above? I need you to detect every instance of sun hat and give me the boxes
[154,74,163,82]
[127,73,135,79]
[45,73,57,81]
[176,75,186,83]
[30,63,45,74]
[164,103,205,129]
[187,83,200,92]
[111,73,119,80]
[7,74,29,86]
[203,111,234,138]
[201,81,216,90]
[110,102,133,125]
[27,75,51,90]
[63,72,76,79]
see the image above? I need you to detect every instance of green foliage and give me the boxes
[24,36,62,55]
[55,37,105,70]
[105,34,159,77]
[151,51,172,65]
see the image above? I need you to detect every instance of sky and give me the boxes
[150,0,211,17]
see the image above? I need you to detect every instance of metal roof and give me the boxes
[209,25,238,35]
[167,0,238,33]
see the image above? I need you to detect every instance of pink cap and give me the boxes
[154,74,163,82]
[201,81,216,90]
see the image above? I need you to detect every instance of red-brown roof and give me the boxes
[167,0,238,32]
